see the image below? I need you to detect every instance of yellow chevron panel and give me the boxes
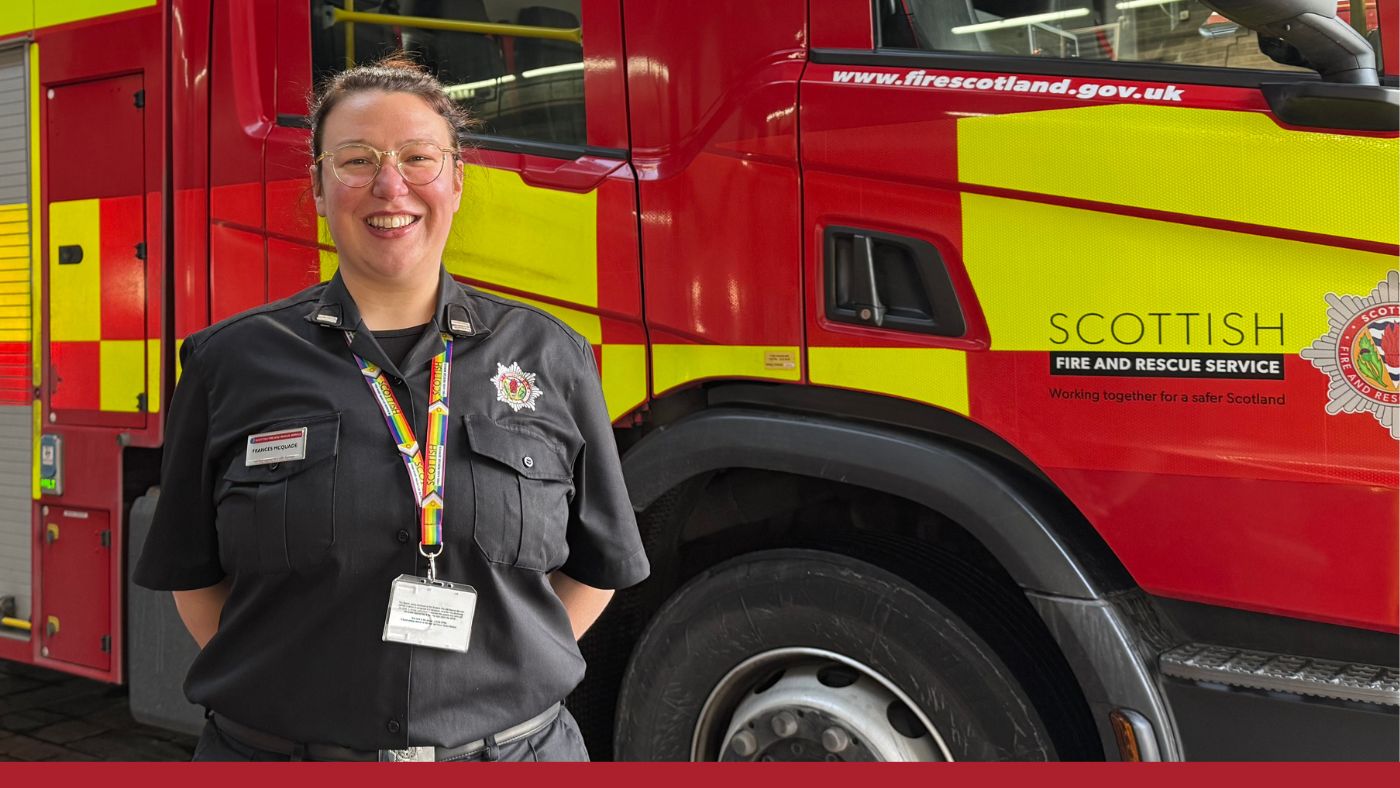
[475,286,601,345]
[601,344,646,421]
[31,400,39,500]
[29,43,40,502]
[99,339,145,413]
[317,216,337,281]
[48,199,101,342]
[961,193,1399,354]
[30,44,41,389]
[958,104,1399,245]
[652,344,802,395]
[809,347,969,415]
[146,337,160,413]
[449,165,597,309]
[0,3,33,37]
[36,1,156,29]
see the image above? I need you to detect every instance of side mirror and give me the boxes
[1202,0,1376,84]
[1203,0,1397,131]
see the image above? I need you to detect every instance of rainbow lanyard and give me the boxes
[347,332,454,556]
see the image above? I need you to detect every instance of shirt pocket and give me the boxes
[463,414,573,572]
[215,412,341,575]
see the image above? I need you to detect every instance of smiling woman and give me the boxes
[131,55,650,763]
[307,61,469,328]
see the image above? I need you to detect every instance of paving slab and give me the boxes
[66,731,193,761]
[0,734,71,761]
[0,709,63,732]
[0,662,196,761]
[31,719,108,744]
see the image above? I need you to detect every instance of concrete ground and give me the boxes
[0,661,196,761]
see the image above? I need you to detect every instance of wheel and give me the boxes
[614,549,1059,761]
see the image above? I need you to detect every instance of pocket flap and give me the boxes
[223,413,341,484]
[463,415,570,481]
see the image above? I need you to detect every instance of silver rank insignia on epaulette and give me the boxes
[314,307,340,326]
[449,318,473,334]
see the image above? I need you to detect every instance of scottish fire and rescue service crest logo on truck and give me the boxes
[1301,271,1400,438]
[491,361,543,412]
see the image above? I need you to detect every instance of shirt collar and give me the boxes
[304,267,489,340]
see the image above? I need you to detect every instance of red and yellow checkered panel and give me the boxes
[48,196,151,415]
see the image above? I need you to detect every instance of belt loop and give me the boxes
[483,734,500,762]
[290,743,307,762]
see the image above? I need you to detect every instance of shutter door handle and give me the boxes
[58,245,83,264]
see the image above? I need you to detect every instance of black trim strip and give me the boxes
[276,113,311,129]
[465,133,627,161]
[811,47,1320,89]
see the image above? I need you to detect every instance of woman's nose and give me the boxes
[370,157,410,198]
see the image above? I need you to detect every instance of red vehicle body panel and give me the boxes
[3,0,1396,692]
[625,0,806,361]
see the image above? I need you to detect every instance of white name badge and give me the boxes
[383,575,477,653]
[245,427,308,466]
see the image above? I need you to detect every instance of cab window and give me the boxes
[877,0,1379,73]
[310,1,585,146]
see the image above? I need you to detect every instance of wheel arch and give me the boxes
[618,385,1184,759]
[622,390,1130,600]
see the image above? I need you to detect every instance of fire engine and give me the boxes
[0,0,1395,761]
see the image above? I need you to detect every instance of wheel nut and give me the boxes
[821,726,851,753]
[771,711,799,738]
[730,730,758,757]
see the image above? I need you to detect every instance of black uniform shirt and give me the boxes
[133,269,650,750]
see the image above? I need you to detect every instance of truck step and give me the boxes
[1160,643,1399,707]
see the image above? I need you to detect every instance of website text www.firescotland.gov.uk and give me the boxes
[831,68,1186,102]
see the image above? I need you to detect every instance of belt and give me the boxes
[212,702,562,762]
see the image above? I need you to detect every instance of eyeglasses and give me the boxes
[315,142,460,188]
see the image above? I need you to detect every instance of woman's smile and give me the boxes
[363,211,423,236]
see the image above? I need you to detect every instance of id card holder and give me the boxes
[382,574,477,653]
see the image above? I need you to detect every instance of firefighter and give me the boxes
[133,55,649,762]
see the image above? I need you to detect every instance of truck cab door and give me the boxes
[801,0,1397,635]
[269,0,645,422]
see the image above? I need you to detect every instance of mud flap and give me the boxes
[125,487,205,735]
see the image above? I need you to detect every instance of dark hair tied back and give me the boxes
[307,53,476,162]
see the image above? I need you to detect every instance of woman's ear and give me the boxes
[449,160,465,212]
[310,165,327,217]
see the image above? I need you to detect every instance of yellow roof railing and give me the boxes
[328,4,582,68]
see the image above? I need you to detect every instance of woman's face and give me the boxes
[312,90,463,286]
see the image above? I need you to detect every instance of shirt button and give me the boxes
[267,464,279,472]
[522,456,534,469]
[392,376,404,386]
[387,719,401,734]
[396,529,411,544]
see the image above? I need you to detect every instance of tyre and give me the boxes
[614,549,1058,761]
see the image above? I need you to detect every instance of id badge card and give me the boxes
[382,574,477,653]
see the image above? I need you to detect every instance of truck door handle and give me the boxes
[519,155,624,193]
[847,234,886,327]
[824,226,967,337]
[58,245,83,264]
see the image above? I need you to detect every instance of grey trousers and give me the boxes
[192,707,591,762]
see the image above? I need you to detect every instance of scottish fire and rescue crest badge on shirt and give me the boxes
[1301,270,1399,439]
[491,361,543,412]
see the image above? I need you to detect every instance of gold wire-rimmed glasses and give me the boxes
[315,141,460,188]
